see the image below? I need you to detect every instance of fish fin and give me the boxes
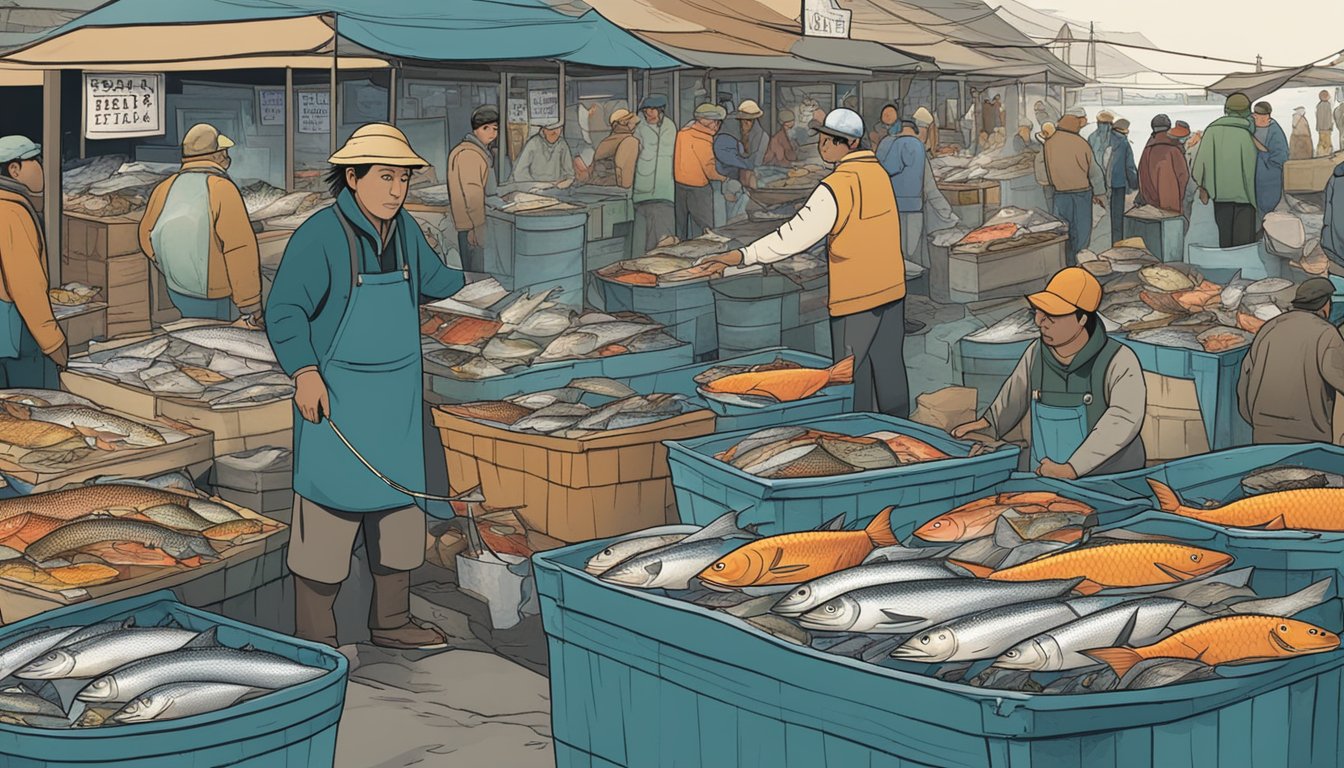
[1146,479,1186,515]
[741,524,764,537]
[682,510,746,545]
[992,516,1025,549]
[184,627,220,649]
[1113,606,1142,648]
[178,556,205,568]
[864,508,899,548]
[241,643,257,652]
[819,514,848,532]
[644,561,664,577]
[1,402,27,419]
[877,611,923,630]
[1074,580,1104,596]
[1082,647,1145,678]
[948,559,995,579]
[768,563,810,576]
[827,356,855,385]
[1153,562,1194,582]
[1259,516,1287,531]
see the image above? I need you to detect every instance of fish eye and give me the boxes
[602,549,612,556]
[1310,629,1319,635]
[1190,554,1200,562]
[794,588,808,597]
[1281,624,1290,632]
[713,562,726,571]
[932,522,942,528]
[825,605,837,614]
[1005,650,1019,658]
[920,635,930,645]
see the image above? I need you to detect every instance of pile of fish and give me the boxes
[599,232,741,286]
[713,425,952,480]
[914,491,1100,568]
[764,165,826,190]
[964,306,1122,346]
[61,157,172,218]
[0,389,182,467]
[48,284,102,319]
[585,497,1340,693]
[0,617,326,728]
[932,147,1036,184]
[421,280,680,379]
[1263,201,1328,276]
[1102,264,1294,350]
[69,325,292,408]
[441,377,694,437]
[0,480,281,593]
[952,208,1066,254]
[695,356,853,407]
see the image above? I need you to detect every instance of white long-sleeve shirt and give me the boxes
[740,185,838,266]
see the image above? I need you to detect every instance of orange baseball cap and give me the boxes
[1027,267,1103,315]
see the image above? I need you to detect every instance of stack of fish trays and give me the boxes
[709,272,803,358]
[0,590,346,768]
[664,413,1021,534]
[425,341,695,404]
[1073,443,1344,629]
[619,348,853,433]
[1123,210,1186,263]
[1186,242,1282,283]
[209,448,294,524]
[484,208,588,309]
[955,335,1030,410]
[537,533,1344,768]
[595,272,719,362]
[1117,334,1252,451]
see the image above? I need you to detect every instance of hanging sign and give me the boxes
[297,91,331,134]
[257,87,285,126]
[802,0,852,39]
[507,99,528,124]
[83,73,165,139]
[528,88,559,126]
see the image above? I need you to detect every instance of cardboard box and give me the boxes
[1141,372,1210,463]
[57,303,108,353]
[947,235,1067,303]
[1285,152,1344,194]
[61,211,152,339]
[910,386,979,433]
[62,210,143,262]
[433,408,716,542]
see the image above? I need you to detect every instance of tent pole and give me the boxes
[285,67,295,191]
[329,15,338,156]
[558,60,566,126]
[42,69,60,285]
[672,70,681,125]
[499,71,509,184]
[627,68,636,110]
[388,66,398,125]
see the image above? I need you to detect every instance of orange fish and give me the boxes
[914,492,1096,542]
[704,357,855,403]
[1149,479,1344,531]
[78,541,180,567]
[202,519,266,542]
[611,271,658,286]
[961,223,1020,244]
[697,508,898,588]
[883,434,951,463]
[952,541,1233,595]
[1086,615,1339,678]
[1237,312,1266,334]
[597,344,629,357]
[0,562,120,589]
[435,317,503,347]
[0,512,69,552]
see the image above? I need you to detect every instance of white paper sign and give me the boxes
[802,0,852,39]
[528,89,559,126]
[507,99,528,124]
[83,73,165,139]
[258,87,285,126]
[298,91,330,134]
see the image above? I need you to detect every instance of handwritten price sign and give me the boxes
[84,73,165,139]
[802,0,852,39]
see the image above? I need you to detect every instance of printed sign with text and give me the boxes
[83,73,166,139]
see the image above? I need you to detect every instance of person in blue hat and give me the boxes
[632,94,675,251]
[0,135,65,388]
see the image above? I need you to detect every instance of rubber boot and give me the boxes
[293,575,341,648]
[369,569,448,650]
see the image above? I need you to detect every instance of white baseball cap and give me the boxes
[809,108,865,141]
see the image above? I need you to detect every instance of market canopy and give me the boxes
[0,0,682,70]
[1207,65,1344,102]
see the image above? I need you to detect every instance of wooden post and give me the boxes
[388,66,398,125]
[627,68,635,110]
[672,70,681,126]
[41,70,61,285]
[329,16,339,156]
[284,67,295,191]
[499,71,508,185]
[558,61,566,126]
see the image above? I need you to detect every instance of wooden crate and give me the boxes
[939,180,1001,208]
[62,211,152,338]
[1284,152,1344,194]
[1141,371,1211,465]
[947,234,1067,303]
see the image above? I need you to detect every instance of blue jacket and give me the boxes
[1255,119,1289,215]
[1105,133,1139,191]
[1088,123,1113,167]
[1324,162,1344,266]
[876,133,926,212]
[266,190,464,376]
[713,133,753,179]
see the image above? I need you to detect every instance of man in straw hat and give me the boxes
[139,123,262,325]
[511,119,575,187]
[732,99,769,175]
[674,103,728,238]
[700,109,910,417]
[1193,92,1259,248]
[589,108,640,189]
[0,134,65,387]
[267,123,465,650]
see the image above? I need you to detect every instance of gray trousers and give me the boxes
[675,183,715,239]
[899,211,926,267]
[830,298,909,417]
[457,230,485,273]
[633,200,675,254]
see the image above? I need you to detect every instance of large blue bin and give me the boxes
[710,272,802,357]
[620,348,852,433]
[597,272,718,359]
[665,413,1020,534]
[536,535,1344,768]
[1117,334,1251,450]
[1186,242,1281,283]
[1123,212,1185,263]
[0,590,347,768]
[955,336,1030,410]
[1072,443,1344,629]
[485,209,588,307]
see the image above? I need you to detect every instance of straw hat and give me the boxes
[731,100,764,120]
[608,108,638,127]
[328,123,428,166]
[182,124,234,158]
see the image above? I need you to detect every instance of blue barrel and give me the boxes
[0,590,346,768]
[486,210,588,307]
[1186,242,1281,283]
[597,273,718,358]
[955,336,1030,410]
[780,321,831,358]
[1123,213,1186,263]
[710,273,802,357]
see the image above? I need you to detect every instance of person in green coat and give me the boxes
[1192,92,1259,248]
[632,94,676,253]
[266,123,464,650]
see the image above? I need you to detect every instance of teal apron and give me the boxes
[1028,339,1119,469]
[291,210,425,512]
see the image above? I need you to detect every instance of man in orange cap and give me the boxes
[953,267,1147,478]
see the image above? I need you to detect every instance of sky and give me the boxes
[1022,0,1342,75]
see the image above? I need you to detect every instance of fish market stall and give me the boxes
[944,208,1068,303]
[420,279,692,403]
[51,284,109,354]
[0,389,211,496]
[60,322,294,456]
[0,590,344,766]
[432,383,715,542]
[665,413,1021,534]
[538,500,1344,768]
[1123,206,1186,264]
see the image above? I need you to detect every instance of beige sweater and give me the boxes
[1238,310,1344,444]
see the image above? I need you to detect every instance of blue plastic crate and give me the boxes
[665,413,1021,534]
[620,348,853,434]
[1123,213,1185,263]
[535,536,1344,768]
[1116,335,1251,450]
[1186,242,1281,283]
[0,590,347,768]
[955,336,1030,410]
[597,273,718,357]
[485,209,588,307]
[425,342,694,404]
[780,320,831,358]
[710,273,802,357]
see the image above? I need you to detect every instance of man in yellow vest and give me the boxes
[0,135,65,388]
[700,109,909,416]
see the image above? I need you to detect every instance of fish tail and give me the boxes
[948,559,995,578]
[828,356,856,385]
[865,507,899,548]
[1083,646,1145,678]
[1147,479,1187,515]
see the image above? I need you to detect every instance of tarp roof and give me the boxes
[1207,66,1344,102]
[0,0,681,69]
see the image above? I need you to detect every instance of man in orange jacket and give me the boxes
[0,135,65,388]
[674,104,727,239]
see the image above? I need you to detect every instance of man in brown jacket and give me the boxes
[0,135,65,388]
[140,124,263,326]
[763,110,799,166]
[1042,108,1106,264]
[1138,114,1190,214]
[588,109,639,188]
[1238,278,1344,444]
[448,105,499,273]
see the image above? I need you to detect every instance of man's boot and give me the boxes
[293,576,341,648]
[368,569,449,651]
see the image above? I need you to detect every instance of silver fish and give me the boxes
[964,308,1037,345]
[505,388,583,409]
[109,681,269,724]
[140,369,206,396]
[79,646,324,704]
[1252,303,1283,322]
[744,615,810,646]
[1245,277,1294,296]
[88,473,197,494]
[771,560,964,617]
[569,377,636,399]
[100,358,156,374]
[210,383,293,407]
[97,337,170,361]
[601,511,756,590]
[624,331,681,353]
[0,686,66,720]
[139,504,214,532]
[16,404,165,447]
[17,627,202,680]
[498,288,560,327]
[1221,272,1252,310]
[205,351,255,378]
[451,357,507,380]
[0,626,82,680]
[1225,578,1332,618]
[583,530,695,575]
[993,598,1184,671]
[1118,658,1218,690]
[425,348,473,369]
[1242,466,1344,495]
[1126,328,1203,351]
[724,427,808,462]
[169,327,276,363]
[798,578,1083,634]
[482,337,541,362]
[537,322,654,361]
[891,597,1118,663]
[515,309,574,339]
[1100,302,1161,327]
[0,389,96,408]
[183,498,243,525]
[575,312,619,326]
[512,403,592,434]
[739,444,816,476]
